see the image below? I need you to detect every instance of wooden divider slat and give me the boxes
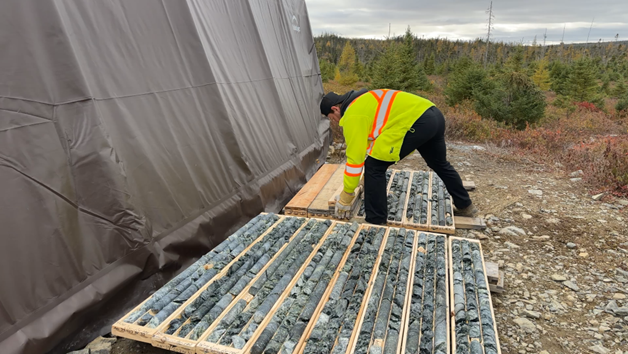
[398,230,418,354]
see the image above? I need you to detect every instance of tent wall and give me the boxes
[0,1,326,353]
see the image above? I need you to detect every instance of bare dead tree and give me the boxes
[484,1,494,67]
[541,28,547,60]
[586,17,594,44]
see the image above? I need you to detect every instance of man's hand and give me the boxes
[335,190,355,219]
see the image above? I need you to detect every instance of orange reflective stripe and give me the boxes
[345,170,362,177]
[369,89,387,139]
[346,162,364,168]
[379,90,399,135]
[370,89,384,100]
[345,162,363,176]
[367,89,399,140]
[366,140,374,154]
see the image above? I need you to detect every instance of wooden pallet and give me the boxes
[112,215,284,344]
[463,180,476,191]
[151,217,311,353]
[448,237,502,354]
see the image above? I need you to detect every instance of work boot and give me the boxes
[454,203,478,217]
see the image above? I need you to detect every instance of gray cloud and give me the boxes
[306,0,628,44]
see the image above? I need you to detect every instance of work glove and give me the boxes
[335,190,355,220]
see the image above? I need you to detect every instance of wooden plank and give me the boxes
[398,230,418,354]
[311,184,363,220]
[292,224,367,354]
[445,235,451,354]
[489,270,505,294]
[285,164,338,216]
[151,216,299,353]
[113,215,284,345]
[448,236,457,354]
[449,237,502,354]
[485,262,499,283]
[345,227,392,354]
[307,165,344,214]
[454,217,487,230]
[463,180,476,191]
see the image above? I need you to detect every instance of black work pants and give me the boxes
[364,106,472,225]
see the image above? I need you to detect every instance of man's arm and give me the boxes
[342,115,370,194]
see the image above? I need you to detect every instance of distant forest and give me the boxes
[315,32,628,70]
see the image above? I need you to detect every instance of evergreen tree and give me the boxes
[424,53,436,75]
[612,77,627,98]
[474,72,546,129]
[531,60,551,90]
[371,42,401,89]
[397,28,430,91]
[354,59,366,82]
[505,46,525,73]
[616,93,628,115]
[566,58,600,102]
[444,58,490,106]
[549,61,570,95]
[335,41,359,85]
[319,58,336,82]
[601,74,611,95]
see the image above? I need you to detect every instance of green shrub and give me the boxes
[473,72,546,129]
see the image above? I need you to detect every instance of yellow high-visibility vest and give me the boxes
[339,89,434,193]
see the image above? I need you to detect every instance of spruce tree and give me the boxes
[474,72,546,129]
[397,28,430,91]
[444,57,489,106]
[371,42,401,89]
[566,58,599,102]
[549,61,570,95]
[612,77,627,98]
[425,53,436,75]
[319,58,336,82]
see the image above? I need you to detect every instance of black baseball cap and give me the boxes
[320,91,352,116]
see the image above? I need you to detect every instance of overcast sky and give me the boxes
[306,0,628,45]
